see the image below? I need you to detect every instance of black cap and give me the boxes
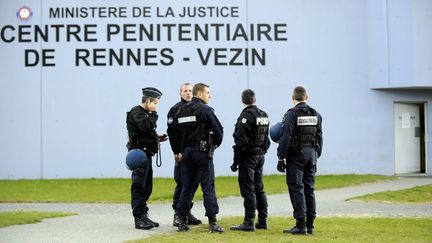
[142,87,162,99]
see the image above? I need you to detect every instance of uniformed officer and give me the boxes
[230,89,270,232]
[166,82,202,227]
[276,86,323,235]
[126,87,167,230]
[176,83,224,233]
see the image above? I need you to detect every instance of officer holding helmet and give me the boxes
[126,87,167,230]
[276,86,323,235]
[176,83,224,233]
[230,89,270,232]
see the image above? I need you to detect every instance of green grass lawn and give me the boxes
[129,216,432,243]
[0,174,395,203]
[349,184,432,203]
[0,211,76,228]
[1,175,427,241]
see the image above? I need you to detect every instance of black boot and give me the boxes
[187,211,202,225]
[177,215,189,232]
[230,219,255,232]
[255,219,268,230]
[135,216,154,230]
[306,216,315,235]
[143,213,159,228]
[283,218,307,235]
[208,215,224,233]
[173,213,180,227]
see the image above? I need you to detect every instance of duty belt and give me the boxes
[299,142,314,147]
[185,141,209,151]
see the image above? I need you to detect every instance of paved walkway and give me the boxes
[0,176,431,243]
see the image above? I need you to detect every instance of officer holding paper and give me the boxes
[126,87,167,230]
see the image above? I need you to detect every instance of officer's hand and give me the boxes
[158,134,168,142]
[230,163,238,172]
[277,159,286,173]
[174,153,182,164]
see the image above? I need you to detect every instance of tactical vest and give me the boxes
[126,106,158,153]
[291,106,318,150]
[244,108,269,150]
[177,102,209,147]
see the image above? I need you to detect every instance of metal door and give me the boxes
[394,103,421,173]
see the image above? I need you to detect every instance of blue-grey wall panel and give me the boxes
[1,0,431,179]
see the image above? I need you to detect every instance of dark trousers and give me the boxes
[285,147,317,220]
[177,147,219,217]
[131,156,153,218]
[172,162,200,211]
[238,154,268,222]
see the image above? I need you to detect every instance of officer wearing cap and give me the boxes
[166,83,202,227]
[230,89,270,232]
[176,83,224,233]
[276,86,323,235]
[126,87,167,230]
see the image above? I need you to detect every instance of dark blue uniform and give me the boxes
[176,97,223,219]
[233,105,270,225]
[126,106,159,219]
[166,99,200,212]
[277,102,323,223]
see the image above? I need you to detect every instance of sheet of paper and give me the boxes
[402,113,410,129]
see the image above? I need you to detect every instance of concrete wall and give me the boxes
[368,0,432,88]
[0,0,431,179]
